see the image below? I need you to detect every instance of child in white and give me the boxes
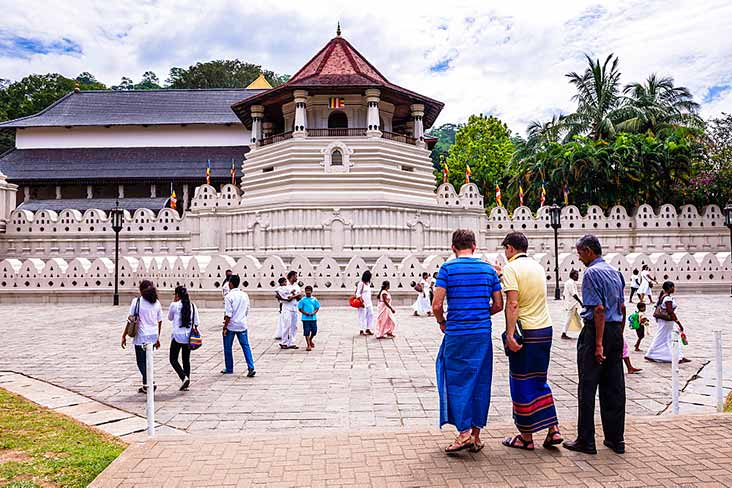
[357,270,375,335]
[412,272,433,316]
[561,270,583,339]
[274,277,288,340]
[279,271,302,349]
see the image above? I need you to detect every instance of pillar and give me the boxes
[250,104,264,145]
[410,103,425,148]
[262,121,273,139]
[150,184,156,198]
[86,185,93,199]
[0,171,18,224]
[55,186,62,200]
[293,90,308,137]
[365,89,381,137]
[183,184,189,211]
[118,185,124,199]
[23,186,30,202]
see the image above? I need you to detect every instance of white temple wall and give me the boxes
[15,125,251,149]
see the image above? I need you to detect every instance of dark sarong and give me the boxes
[436,332,493,432]
[508,326,558,433]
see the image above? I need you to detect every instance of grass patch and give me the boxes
[725,391,732,413]
[0,388,126,488]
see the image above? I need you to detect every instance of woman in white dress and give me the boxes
[637,265,657,304]
[645,281,690,364]
[412,272,433,316]
[356,270,375,336]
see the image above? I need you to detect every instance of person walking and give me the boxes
[375,280,397,339]
[412,272,433,316]
[168,286,199,391]
[433,229,503,454]
[221,275,256,376]
[644,281,690,364]
[561,269,583,340]
[120,280,162,393]
[629,269,641,303]
[279,271,302,349]
[637,265,656,304]
[499,232,563,451]
[564,235,626,455]
[629,302,650,352]
[356,270,375,336]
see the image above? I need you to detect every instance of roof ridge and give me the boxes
[77,88,265,93]
[0,91,75,127]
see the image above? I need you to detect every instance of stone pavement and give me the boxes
[0,294,730,435]
[92,414,732,487]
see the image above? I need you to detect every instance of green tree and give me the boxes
[426,122,458,170]
[444,115,514,203]
[111,76,134,90]
[166,60,288,88]
[680,113,732,206]
[134,71,162,90]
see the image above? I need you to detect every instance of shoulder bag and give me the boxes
[125,298,140,338]
[653,295,673,321]
[189,303,202,350]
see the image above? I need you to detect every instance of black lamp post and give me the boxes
[110,200,124,306]
[724,203,732,297]
[549,203,562,300]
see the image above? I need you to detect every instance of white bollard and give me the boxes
[714,330,724,412]
[671,327,680,415]
[145,342,155,437]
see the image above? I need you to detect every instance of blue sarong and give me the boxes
[436,332,493,432]
[508,326,558,433]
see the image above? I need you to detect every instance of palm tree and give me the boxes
[563,54,623,141]
[617,74,703,134]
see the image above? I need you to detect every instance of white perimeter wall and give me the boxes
[15,125,251,149]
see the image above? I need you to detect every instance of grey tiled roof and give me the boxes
[0,89,264,128]
[17,198,170,212]
[0,146,250,183]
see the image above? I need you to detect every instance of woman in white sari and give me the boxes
[645,281,690,364]
[412,272,433,316]
[637,265,656,304]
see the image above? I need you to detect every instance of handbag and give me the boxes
[653,295,673,321]
[188,304,202,350]
[124,298,140,338]
[349,283,364,308]
[501,320,524,356]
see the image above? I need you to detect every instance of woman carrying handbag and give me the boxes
[168,286,200,391]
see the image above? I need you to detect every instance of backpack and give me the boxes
[628,312,640,330]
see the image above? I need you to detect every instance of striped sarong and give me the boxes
[508,326,558,433]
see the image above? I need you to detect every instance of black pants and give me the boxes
[134,345,147,385]
[629,287,638,301]
[577,320,625,447]
[169,340,191,381]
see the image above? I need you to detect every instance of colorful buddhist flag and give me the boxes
[206,160,211,186]
[442,162,449,184]
[230,160,236,185]
[329,97,344,109]
[495,184,503,207]
[465,165,472,184]
[540,182,546,207]
[170,190,177,210]
[563,184,569,205]
[519,185,525,207]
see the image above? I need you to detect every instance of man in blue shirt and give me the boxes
[564,235,627,455]
[297,286,320,352]
[433,229,503,454]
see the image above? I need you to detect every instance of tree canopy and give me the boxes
[166,60,289,89]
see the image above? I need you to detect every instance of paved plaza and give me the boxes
[1,294,730,435]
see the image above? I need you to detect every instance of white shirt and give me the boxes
[357,281,373,308]
[631,274,641,288]
[281,283,301,312]
[129,297,162,345]
[275,285,290,302]
[224,288,250,331]
[563,278,579,310]
[168,301,200,344]
[221,279,232,297]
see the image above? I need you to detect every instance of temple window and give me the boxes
[331,149,343,165]
[328,111,348,129]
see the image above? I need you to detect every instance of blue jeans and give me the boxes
[223,330,254,373]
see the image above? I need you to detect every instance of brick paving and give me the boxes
[92,414,732,487]
[0,295,730,435]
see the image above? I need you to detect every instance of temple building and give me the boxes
[0,29,441,214]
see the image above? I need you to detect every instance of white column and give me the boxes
[55,186,62,199]
[262,122,273,139]
[86,185,93,199]
[250,104,264,146]
[410,103,425,148]
[365,89,381,137]
[150,184,156,198]
[293,90,308,138]
[183,184,189,211]
[23,186,30,202]
[118,185,124,199]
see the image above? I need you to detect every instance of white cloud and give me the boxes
[1,0,731,133]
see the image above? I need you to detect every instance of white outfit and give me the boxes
[168,301,200,344]
[280,283,301,347]
[221,278,232,297]
[412,278,432,315]
[274,285,289,339]
[130,297,162,346]
[645,295,683,362]
[630,274,641,289]
[357,281,375,331]
[638,270,653,296]
[224,288,250,332]
[561,278,581,335]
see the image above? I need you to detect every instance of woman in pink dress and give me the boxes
[376,281,397,339]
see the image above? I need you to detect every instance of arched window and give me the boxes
[328,111,348,129]
[331,149,343,165]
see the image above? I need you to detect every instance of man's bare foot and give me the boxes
[413,311,419,316]
[627,367,642,374]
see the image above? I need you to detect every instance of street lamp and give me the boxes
[724,203,732,296]
[110,200,125,306]
[549,203,562,300]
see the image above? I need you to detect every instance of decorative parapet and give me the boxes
[189,184,243,211]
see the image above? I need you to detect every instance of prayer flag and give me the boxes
[495,184,503,207]
[540,182,546,207]
[170,190,177,210]
[519,185,525,206]
[329,97,344,109]
[442,162,449,184]
[206,160,211,186]
[563,184,569,206]
[465,165,472,184]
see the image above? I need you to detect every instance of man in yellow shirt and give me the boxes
[498,232,563,451]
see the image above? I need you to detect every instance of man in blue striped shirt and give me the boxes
[433,229,503,454]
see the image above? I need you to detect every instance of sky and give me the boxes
[1,0,731,134]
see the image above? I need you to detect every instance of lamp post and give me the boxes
[549,203,562,300]
[724,203,732,296]
[110,200,124,306]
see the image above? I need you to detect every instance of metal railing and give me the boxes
[258,128,418,147]
[307,127,367,137]
[259,131,293,146]
[381,131,417,145]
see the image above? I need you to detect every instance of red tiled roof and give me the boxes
[288,37,388,86]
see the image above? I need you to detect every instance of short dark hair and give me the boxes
[304,285,313,292]
[632,268,639,274]
[139,280,158,304]
[501,232,528,252]
[637,302,646,311]
[278,277,287,285]
[229,274,241,288]
[225,269,232,275]
[576,234,602,256]
[287,270,298,280]
[452,229,476,250]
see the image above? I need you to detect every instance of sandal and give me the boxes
[470,440,485,453]
[445,434,474,454]
[543,429,563,449]
[502,434,534,451]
